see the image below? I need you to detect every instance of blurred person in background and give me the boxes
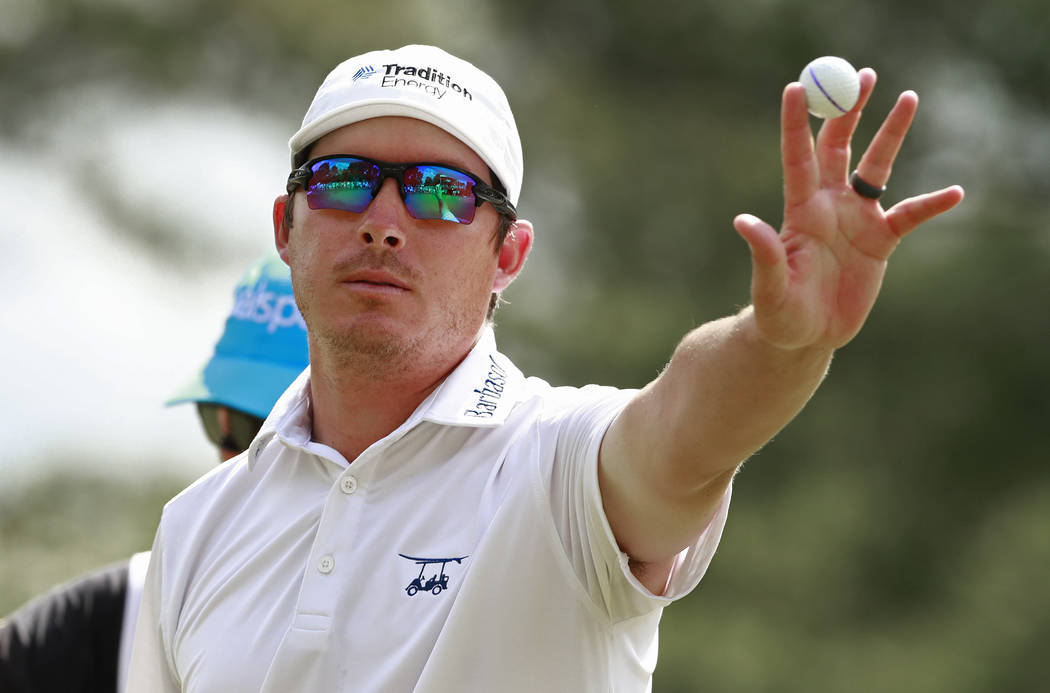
[0,250,309,693]
[130,45,963,692]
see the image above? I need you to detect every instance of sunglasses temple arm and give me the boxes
[475,186,517,219]
[286,169,310,194]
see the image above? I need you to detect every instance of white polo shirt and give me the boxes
[129,327,730,692]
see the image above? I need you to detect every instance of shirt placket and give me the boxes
[291,450,380,632]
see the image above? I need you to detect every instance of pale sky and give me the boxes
[0,77,586,493]
[0,88,292,489]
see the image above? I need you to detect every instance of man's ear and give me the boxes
[493,220,534,292]
[273,195,291,265]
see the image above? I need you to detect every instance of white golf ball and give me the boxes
[799,56,860,119]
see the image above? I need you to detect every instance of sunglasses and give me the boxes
[286,154,516,225]
[197,403,266,455]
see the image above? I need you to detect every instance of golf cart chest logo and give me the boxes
[399,553,468,596]
[374,63,473,101]
[464,355,507,418]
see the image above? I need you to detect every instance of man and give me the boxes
[129,45,964,692]
[0,251,309,693]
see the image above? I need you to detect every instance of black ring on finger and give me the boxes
[850,170,886,200]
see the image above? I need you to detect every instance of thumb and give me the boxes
[733,214,788,312]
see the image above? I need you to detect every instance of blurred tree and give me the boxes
[1,0,1047,690]
[0,472,188,616]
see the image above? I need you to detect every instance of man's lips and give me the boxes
[342,269,410,292]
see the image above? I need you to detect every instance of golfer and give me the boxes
[129,45,963,692]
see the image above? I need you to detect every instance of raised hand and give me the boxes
[732,68,965,352]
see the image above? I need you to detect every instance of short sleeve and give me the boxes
[126,523,181,693]
[541,385,731,622]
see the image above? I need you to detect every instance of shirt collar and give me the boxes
[415,325,525,428]
[248,326,524,468]
[247,366,312,469]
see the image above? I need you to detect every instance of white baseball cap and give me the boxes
[289,44,523,206]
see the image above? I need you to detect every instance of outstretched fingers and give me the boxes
[854,90,919,190]
[781,83,820,208]
[815,68,877,185]
[886,186,966,238]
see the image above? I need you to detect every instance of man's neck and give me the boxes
[306,334,480,463]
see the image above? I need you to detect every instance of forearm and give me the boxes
[598,304,834,565]
[647,305,834,489]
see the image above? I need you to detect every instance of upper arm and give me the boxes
[599,379,737,574]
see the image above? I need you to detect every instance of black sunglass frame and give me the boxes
[285,154,517,222]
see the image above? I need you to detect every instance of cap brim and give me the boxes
[290,99,503,190]
[165,356,307,420]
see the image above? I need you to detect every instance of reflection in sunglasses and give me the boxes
[288,154,516,225]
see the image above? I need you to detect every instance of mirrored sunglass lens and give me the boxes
[402,166,477,223]
[306,158,378,213]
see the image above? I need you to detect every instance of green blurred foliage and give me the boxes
[2,0,1048,690]
[0,472,187,616]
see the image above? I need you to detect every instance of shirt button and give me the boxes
[318,555,335,574]
[339,475,358,495]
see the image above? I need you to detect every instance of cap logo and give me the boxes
[352,65,376,82]
[372,62,473,102]
[231,279,307,334]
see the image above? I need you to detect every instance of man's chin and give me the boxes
[319,322,414,362]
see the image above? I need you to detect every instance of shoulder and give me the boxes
[152,433,301,571]
[521,377,637,429]
[503,379,637,476]
[154,448,259,551]
[162,447,255,515]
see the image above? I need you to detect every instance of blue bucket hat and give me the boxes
[166,250,309,419]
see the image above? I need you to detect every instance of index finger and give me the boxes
[781,82,819,208]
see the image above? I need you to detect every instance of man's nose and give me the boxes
[358,178,407,249]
